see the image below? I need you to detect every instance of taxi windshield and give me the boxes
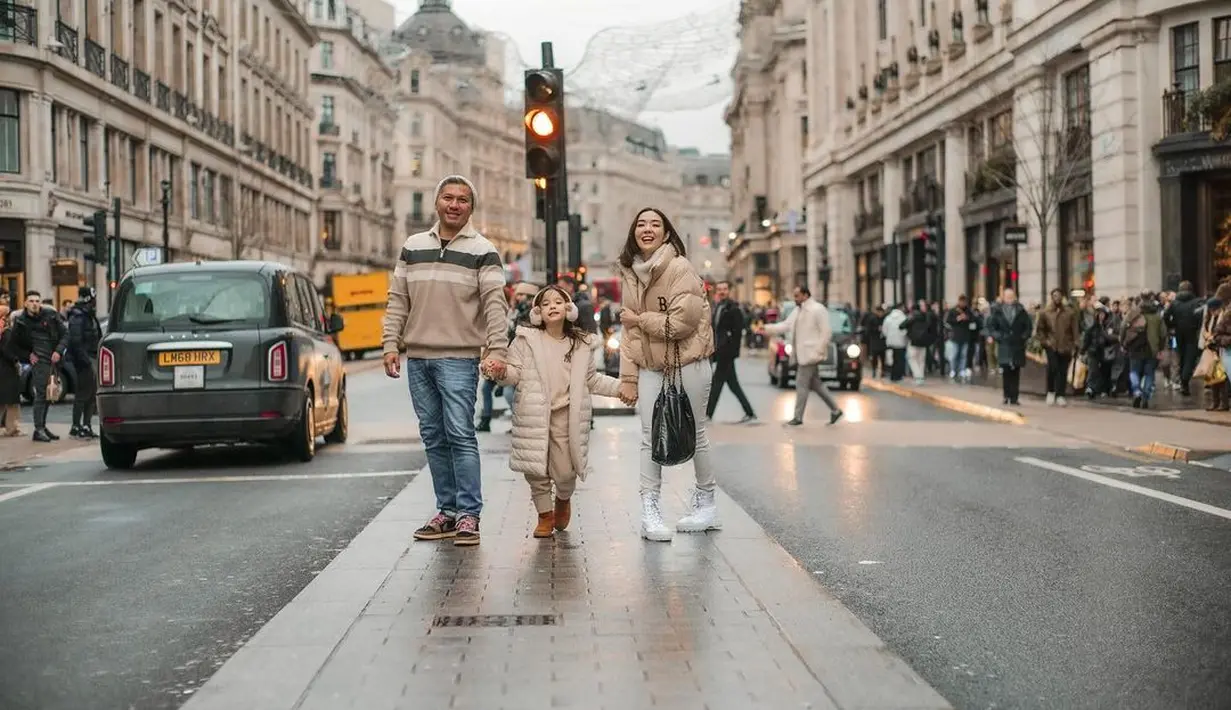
[112,272,271,331]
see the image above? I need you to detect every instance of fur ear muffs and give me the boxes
[565,302,579,322]
[529,306,543,326]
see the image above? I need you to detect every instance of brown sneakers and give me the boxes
[553,498,571,531]
[413,512,457,541]
[533,511,556,538]
[453,515,481,546]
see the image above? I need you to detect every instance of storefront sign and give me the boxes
[1004,225,1028,245]
[0,192,40,217]
[1159,151,1231,179]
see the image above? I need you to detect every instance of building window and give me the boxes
[410,112,422,137]
[326,0,336,21]
[320,96,334,125]
[190,163,200,219]
[877,0,887,41]
[320,41,333,69]
[411,151,422,176]
[1059,194,1094,292]
[1172,23,1200,95]
[1215,17,1231,83]
[0,90,19,174]
[312,0,322,19]
[410,69,419,93]
[322,152,336,184]
[989,109,1013,149]
[800,115,809,149]
[79,116,90,189]
[127,140,138,201]
[1063,66,1090,129]
[102,128,111,190]
[322,210,340,249]
[203,170,215,223]
[411,191,424,222]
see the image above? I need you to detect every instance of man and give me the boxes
[705,281,755,423]
[903,299,938,384]
[763,286,843,426]
[1163,280,1203,396]
[881,303,909,381]
[1121,290,1165,409]
[66,287,102,439]
[944,294,978,382]
[5,290,67,442]
[1035,288,1081,406]
[861,304,886,378]
[382,175,509,547]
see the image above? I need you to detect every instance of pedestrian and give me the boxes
[487,285,623,539]
[1197,289,1228,411]
[944,295,978,382]
[1080,304,1117,398]
[1120,291,1165,409]
[861,305,886,378]
[616,207,718,542]
[476,284,533,433]
[882,303,908,381]
[1036,288,1081,405]
[762,285,844,426]
[66,287,102,439]
[1163,280,1203,396]
[381,175,509,547]
[4,290,67,442]
[705,280,756,423]
[986,287,1032,406]
[903,300,937,384]
[0,306,21,436]
[556,275,598,335]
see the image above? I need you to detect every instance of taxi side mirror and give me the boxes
[328,313,345,334]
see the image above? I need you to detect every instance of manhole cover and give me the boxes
[431,614,559,628]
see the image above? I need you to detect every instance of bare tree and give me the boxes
[965,50,1124,302]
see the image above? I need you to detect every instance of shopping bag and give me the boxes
[47,374,62,401]
[1206,358,1228,386]
[1194,348,1218,380]
[1070,359,1088,390]
[650,319,695,466]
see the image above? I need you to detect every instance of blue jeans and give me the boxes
[1129,357,1157,402]
[945,341,969,378]
[405,357,482,518]
[480,378,496,418]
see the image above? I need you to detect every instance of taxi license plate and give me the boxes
[819,367,838,379]
[157,350,221,367]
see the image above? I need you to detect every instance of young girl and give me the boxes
[484,285,623,538]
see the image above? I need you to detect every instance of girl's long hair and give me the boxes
[532,285,586,362]
[618,207,687,269]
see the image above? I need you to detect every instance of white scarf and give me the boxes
[630,243,675,286]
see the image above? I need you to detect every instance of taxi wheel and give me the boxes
[325,388,348,444]
[100,436,138,470]
[287,393,317,463]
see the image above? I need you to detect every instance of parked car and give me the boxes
[767,304,863,391]
[96,261,349,469]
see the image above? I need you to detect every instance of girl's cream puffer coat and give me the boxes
[497,327,622,480]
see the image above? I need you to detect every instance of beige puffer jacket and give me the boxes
[617,243,714,384]
[497,327,622,481]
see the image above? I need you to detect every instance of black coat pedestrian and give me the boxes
[0,328,21,406]
[987,302,1033,368]
[67,301,102,367]
[5,306,67,363]
[711,298,744,361]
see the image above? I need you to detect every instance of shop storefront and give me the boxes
[959,187,1017,302]
[1154,133,1231,295]
[852,245,882,310]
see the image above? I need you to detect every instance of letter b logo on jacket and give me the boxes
[657,296,668,312]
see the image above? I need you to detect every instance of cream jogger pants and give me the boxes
[636,359,716,495]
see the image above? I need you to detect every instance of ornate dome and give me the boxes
[392,0,486,65]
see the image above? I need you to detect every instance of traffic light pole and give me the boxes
[544,180,559,285]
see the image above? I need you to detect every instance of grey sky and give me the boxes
[392,0,734,155]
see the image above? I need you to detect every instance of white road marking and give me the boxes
[0,483,60,503]
[0,470,419,502]
[1016,457,1231,522]
[1080,464,1182,479]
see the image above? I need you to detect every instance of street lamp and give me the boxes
[160,179,171,263]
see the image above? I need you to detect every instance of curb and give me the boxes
[1131,442,1193,462]
[862,377,1026,425]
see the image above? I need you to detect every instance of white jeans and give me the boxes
[908,345,928,380]
[636,360,716,495]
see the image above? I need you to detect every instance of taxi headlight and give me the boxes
[846,343,861,358]
[606,336,620,350]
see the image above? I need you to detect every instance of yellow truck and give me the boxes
[329,272,389,361]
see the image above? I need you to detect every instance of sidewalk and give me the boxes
[183,418,951,710]
[865,377,1231,459]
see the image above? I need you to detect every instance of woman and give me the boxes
[986,288,1033,406]
[617,208,716,542]
[0,305,21,435]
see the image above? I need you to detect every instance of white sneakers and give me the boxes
[676,488,722,532]
[1045,393,1069,407]
[640,488,722,542]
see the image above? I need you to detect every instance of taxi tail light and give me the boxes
[99,346,115,387]
[267,341,289,382]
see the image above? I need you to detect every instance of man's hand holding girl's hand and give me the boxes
[481,358,506,380]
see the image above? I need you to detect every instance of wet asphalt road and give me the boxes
[710,356,1231,710]
[0,363,426,710]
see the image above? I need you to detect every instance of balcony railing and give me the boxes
[320,176,343,190]
[1056,125,1091,164]
[155,80,170,111]
[965,149,1017,202]
[172,91,187,119]
[55,20,78,63]
[854,202,885,233]
[899,177,944,217]
[133,69,150,100]
[84,38,106,77]
[110,53,129,91]
[351,182,361,196]
[319,122,340,136]
[0,3,38,46]
[1162,82,1231,138]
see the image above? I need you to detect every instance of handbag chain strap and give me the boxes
[662,315,684,389]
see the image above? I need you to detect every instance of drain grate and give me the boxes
[431,614,559,628]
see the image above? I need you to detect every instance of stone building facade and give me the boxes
[671,148,732,282]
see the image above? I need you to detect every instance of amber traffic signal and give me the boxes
[523,69,565,179]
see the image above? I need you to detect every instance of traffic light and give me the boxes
[576,264,587,285]
[523,69,565,179]
[922,213,941,268]
[82,209,107,263]
[534,177,547,220]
